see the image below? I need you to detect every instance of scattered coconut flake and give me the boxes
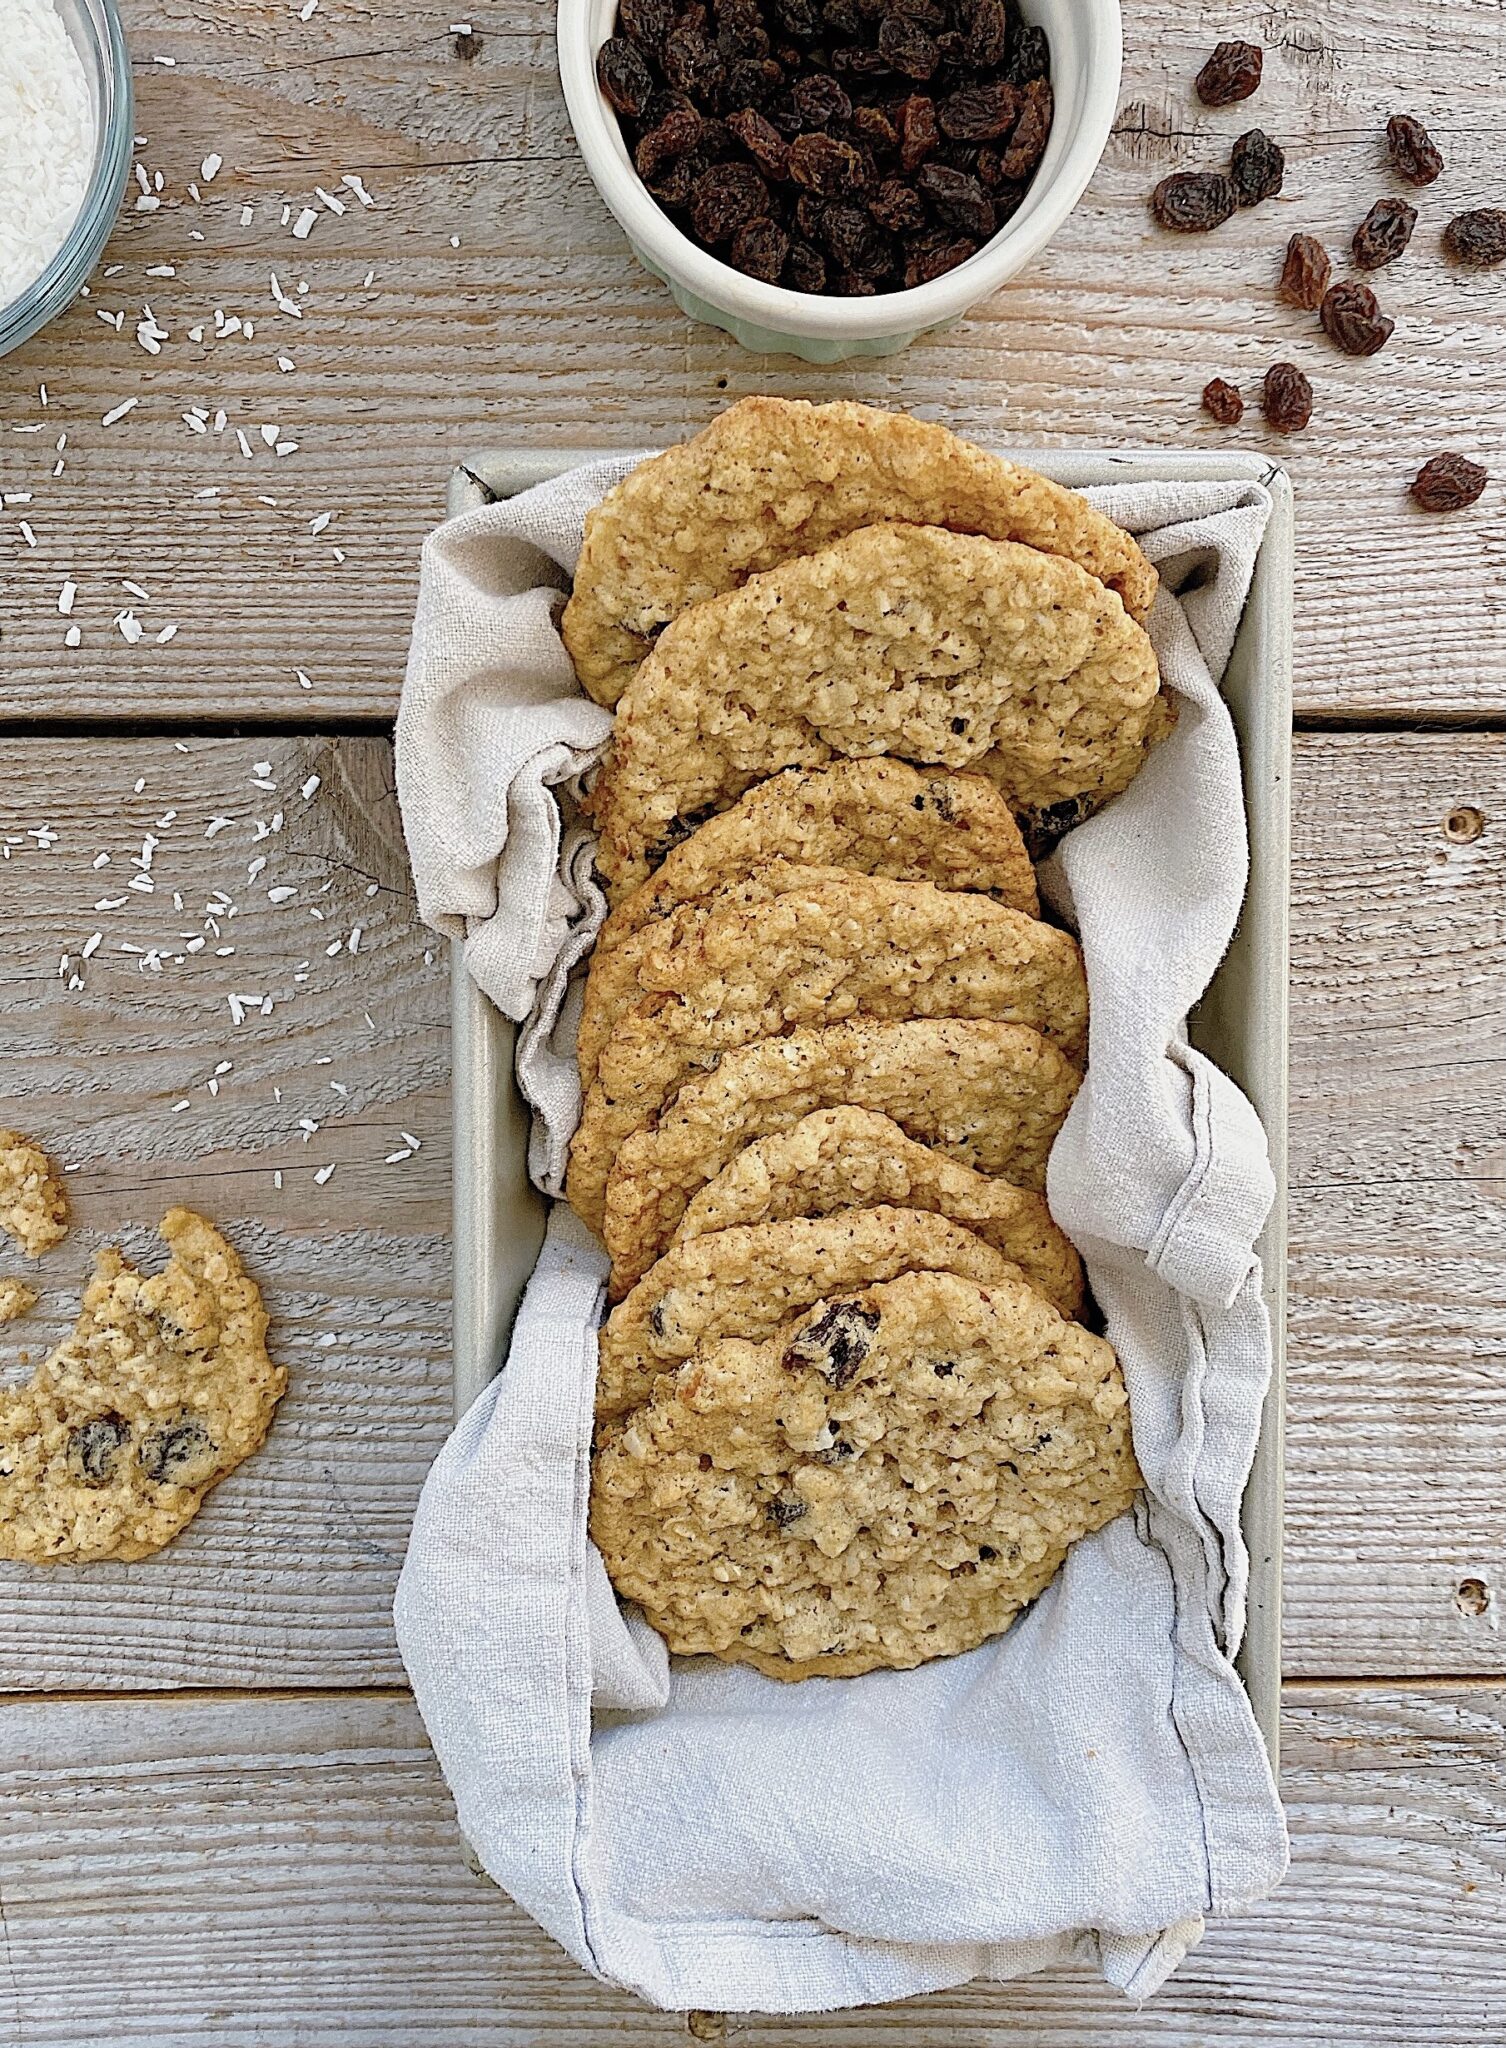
[291,206,318,240]
[18,521,36,547]
[201,152,222,182]
[273,1169,283,1189]
[277,355,295,372]
[309,511,332,536]
[240,204,253,226]
[316,185,345,214]
[156,623,178,644]
[300,774,320,799]
[115,610,143,644]
[314,1162,336,1185]
[171,1098,189,1113]
[268,885,297,903]
[295,669,312,690]
[58,580,76,614]
[101,398,138,427]
[342,173,374,206]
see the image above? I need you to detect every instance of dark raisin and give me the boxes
[730,214,790,278]
[851,104,899,152]
[1262,361,1313,434]
[1443,209,1506,268]
[774,0,823,37]
[998,75,1051,180]
[932,1359,956,1376]
[726,55,784,104]
[903,233,976,285]
[139,1416,216,1485]
[1195,38,1262,107]
[789,130,868,194]
[823,200,893,274]
[1278,230,1331,309]
[1151,170,1238,233]
[620,0,675,50]
[453,28,482,57]
[960,0,1006,67]
[783,1299,881,1386]
[1230,127,1284,206]
[978,1543,998,1560]
[917,160,994,235]
[785,236,828,288]
[792,71,851,125]
[1352,196,1416,269]
[1386,113,1443,187]
[636,105,705,186]
[1020,795,1093,857]
[832,44,894,78]
[67,1413,130,1488]
[596,36,657,118]
[690,159,769,239]
[897,93,939,171]
[728,106,791,178]
[767,1495,809,1526]
[1410,453,1488,511]
[1202,377,1244,425]
[937,80,1020,140]
[664,23,724,98]
[1005,21,1048,85]
[877,11,938,78]
[823,0,863,34]
[869,176,926,231]
[1319,280,1394,355]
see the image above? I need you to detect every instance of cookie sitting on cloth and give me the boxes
[393,454,1288,2014]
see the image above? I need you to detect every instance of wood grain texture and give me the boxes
[1,2,1504,720]
[1,730,1502,1694]
[0,736,451,1690]
[1,1684,1503,2045]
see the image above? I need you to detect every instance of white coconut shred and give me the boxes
[0,0,96,307]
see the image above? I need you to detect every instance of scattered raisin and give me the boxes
[1262,361,1313,433]
[877,11,939,78]
[730,214,790,278]
[1320,280,1395,356]
[689,160,769,241]
[1386,112,1443,187]
[1202,377,1244,425]
[1443,209,1506,268]
[1195,39,1262,107]
[917,160,994,236]
[1352,196,1417,269]
[597,35,657,118]
[789,130,868,194]
[1230,128,1284,207]
[1410,453,1488,511]
[1278,231,1331,309]
[937,79,1020,140]
[1151,171,1239,234]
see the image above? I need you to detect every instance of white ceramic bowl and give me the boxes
[558,0,1121,361]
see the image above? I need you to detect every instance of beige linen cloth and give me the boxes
[393,456,1289,2015]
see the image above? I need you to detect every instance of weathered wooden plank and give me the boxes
[1284,731,1506,1675]
[0,1683,1501,2045]
[0,730,1502,1687]
[1,1,1503,720]
[0,735,451,1690]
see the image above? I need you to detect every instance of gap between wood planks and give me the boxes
[2,713,1505,738]
[3,1675,1503,1708]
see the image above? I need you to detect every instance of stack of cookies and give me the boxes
[559,398,1164,1680]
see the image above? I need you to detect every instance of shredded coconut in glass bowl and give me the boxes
[0,0,97,308]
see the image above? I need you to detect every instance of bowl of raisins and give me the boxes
[560,0,1121,360]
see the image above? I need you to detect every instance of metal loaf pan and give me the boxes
[445,447,1291,1766]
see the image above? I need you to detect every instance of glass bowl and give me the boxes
[0,0,133,360]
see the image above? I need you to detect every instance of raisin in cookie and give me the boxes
[596,1206,1031,1421]
[0,1207,285,1563]
[590,1267,1140,1678]
[594,761,1038,966]
[587,521,1164,895]
[601,1018,1082,1297]
[671,1107,1084,1321]
[561,397,1157,706]
[0,1130,69,1257]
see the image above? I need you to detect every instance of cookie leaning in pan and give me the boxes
[577,868,1086,1083]
[600,1018,1083,1298]
[0,1208,286,1564]
[670,1107,1085,1323]
[561,396,1158,706]
[595,1206,1039,1422]
[593,760,1039,967]
[587,522,1165,896]
[590,1267,1141,1679]
[566,877,1088,1234]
